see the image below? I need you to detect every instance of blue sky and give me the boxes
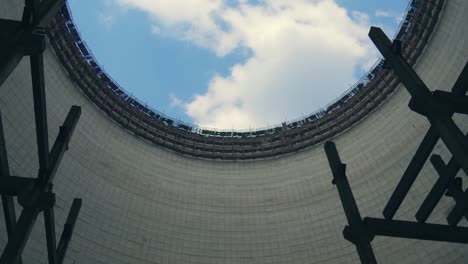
[69,0,408,129]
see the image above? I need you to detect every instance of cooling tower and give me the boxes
[0,0,467,263]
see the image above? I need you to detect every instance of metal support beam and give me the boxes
[30,50,50,180]
[369,28,468,175]
[430,119,468,176]
[0,207,40,264]
[0,19,22,34]
[446,177,463,198]
[368,27,436,105]
[1,3,81,261]
[56,198,82,264]
[416,154,462,222]
[35,0,66,28]
[18,106,81,208]
[452,62,468,95]
[324,141,377,264]
[383,127,439,219]
[0,176,35,196]
[370,27,468,175]
[447,178,468,221]
[0,113,22,264]
[433,90,468,114]
[447,185,468,226]
[38,106,81,189]
[44,185,57,264]
[364,217,468,243]
[370,27,468,219]
[0,106,80,263]
[0,0,65,87]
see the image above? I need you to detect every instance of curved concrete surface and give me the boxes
[0,0,467,263]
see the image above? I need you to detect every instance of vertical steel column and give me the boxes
[27,16,58,263]
[29,42,49,180]
[0,113,22,264]
[0,113,16,236]
[44,185,57,264]
[324,142,376,264]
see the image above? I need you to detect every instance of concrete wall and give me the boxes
[0,0,467,263]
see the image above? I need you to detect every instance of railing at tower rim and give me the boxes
[45,0,445,159]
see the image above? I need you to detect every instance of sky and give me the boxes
[68,0,408,130]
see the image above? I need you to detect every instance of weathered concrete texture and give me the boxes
[0,0,467,263]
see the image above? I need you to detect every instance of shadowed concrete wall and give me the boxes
[0,0,467,263]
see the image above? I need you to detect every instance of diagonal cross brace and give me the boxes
[383,127,439,219]
[0,106,81,264]
[368,26,468,219]
[415,152,467,223]
[447,182,468,226]
[446,178,468,225]
[0,0,66,87]
[38,106,81,190]
[368,28,468,176]
[368,28,437,105]
[56,198,82,264]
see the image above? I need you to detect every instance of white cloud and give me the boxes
[376,9,404,24]
[169,93,184,108]
[151,25,161,34]
[375,10,392,18]
[112,0,378,129]
[97,12,115,30]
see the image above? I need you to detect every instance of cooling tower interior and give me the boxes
[0,0,467,263]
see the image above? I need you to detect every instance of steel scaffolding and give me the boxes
[0,1,82,263]
[325,27,468,264]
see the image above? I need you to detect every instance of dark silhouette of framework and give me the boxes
[324,27,468,264]
[0,0,81,263]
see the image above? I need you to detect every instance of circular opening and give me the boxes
[68,0,408,130]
